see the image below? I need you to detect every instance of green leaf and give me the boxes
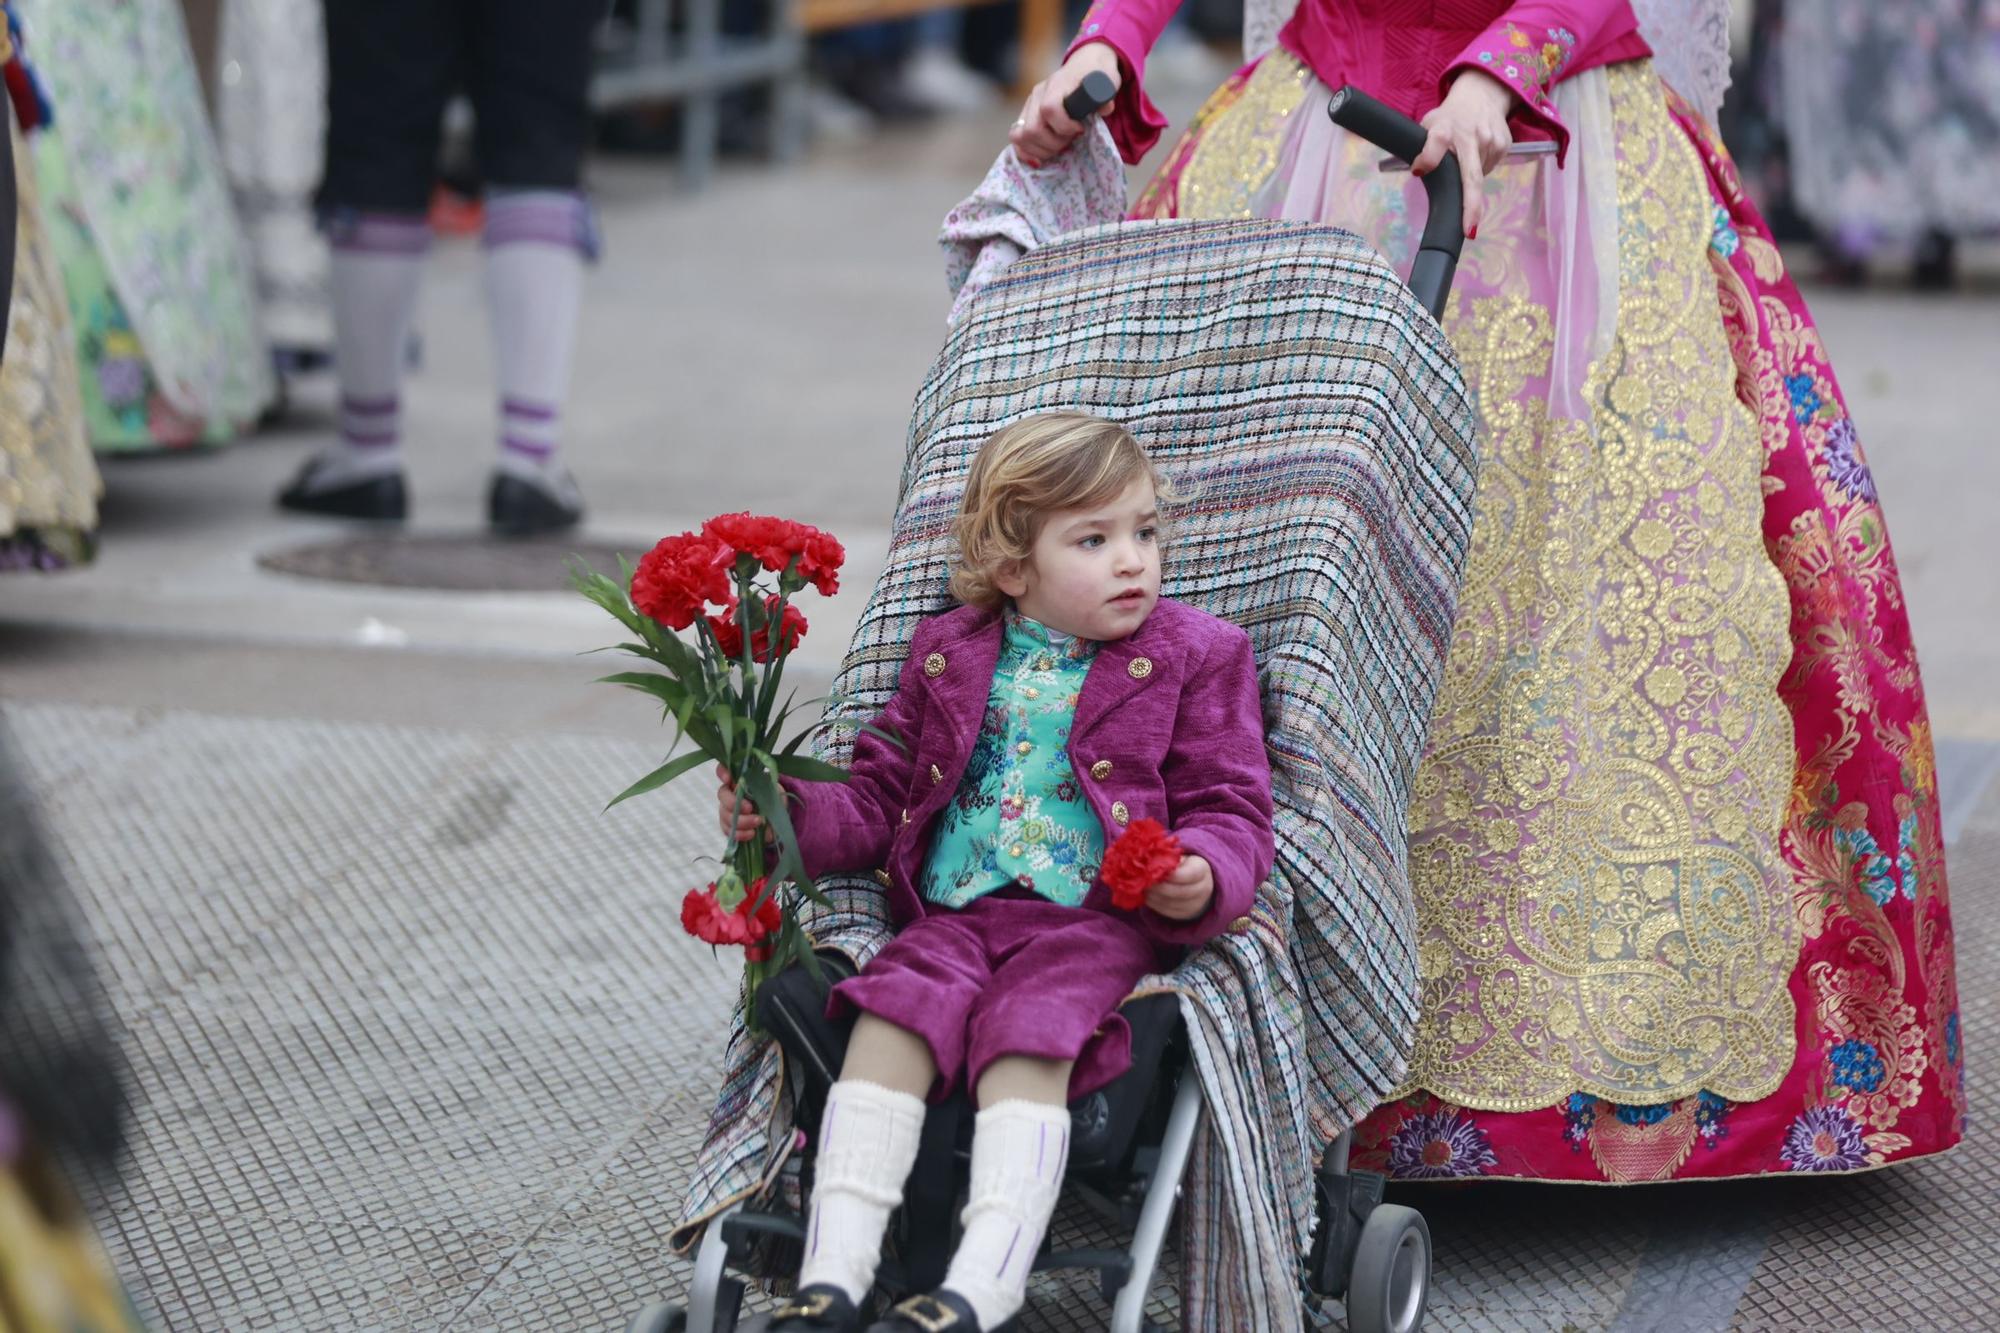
[603,748,713,810]
[596,671,691,709]
[740,765,804,881]
[769,753,849,784]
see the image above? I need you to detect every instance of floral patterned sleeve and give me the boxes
[1445,0,1636,165]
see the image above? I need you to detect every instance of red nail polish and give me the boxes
[1468,224,1478,239]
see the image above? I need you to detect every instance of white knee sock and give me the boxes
[482,190,588,482]
[320,213,429,486]
[943,1099,1071,1328]
[798,1079,927,1303]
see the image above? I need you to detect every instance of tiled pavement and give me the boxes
[13,700,1995,1331]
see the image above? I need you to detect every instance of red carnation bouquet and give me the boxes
[1101,818,1183,911]
[574,513,858,1016]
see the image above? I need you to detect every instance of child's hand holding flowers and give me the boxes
[1143,854,1214,921]
[1100,817,1212,918]
[716,765,775,845]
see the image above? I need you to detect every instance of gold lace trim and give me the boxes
[1154,58,1800,1109]
[1401,63,1797,1109]
[1172,54,1312,221]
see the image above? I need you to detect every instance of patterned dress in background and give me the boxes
[215,0,331,366]
[1780,0,2000,255]
[18,0,270,451]
[0,30,96,570]
[1137,48,1964,1183]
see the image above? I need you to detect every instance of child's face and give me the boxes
[999,476,1161,641]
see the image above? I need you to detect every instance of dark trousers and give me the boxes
[319,0,607,214]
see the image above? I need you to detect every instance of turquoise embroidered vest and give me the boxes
[919,611,1104,908]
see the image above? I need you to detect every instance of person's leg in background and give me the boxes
[468,0,603,536]
[280,0,459,521]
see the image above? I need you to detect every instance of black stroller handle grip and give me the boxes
[1326,85,1464,320]
[1063,70,1119,123]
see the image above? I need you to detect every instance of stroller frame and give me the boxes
[634,85,1464,1333]
[643,984,1429,1333]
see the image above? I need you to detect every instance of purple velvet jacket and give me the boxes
[785,597,1276,954]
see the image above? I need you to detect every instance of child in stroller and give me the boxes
[718,412,1276,1333]
[654,82,1478,1333]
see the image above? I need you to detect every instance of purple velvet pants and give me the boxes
[827,894,1159,1102]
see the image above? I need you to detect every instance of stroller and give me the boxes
[635,84,1479,1333]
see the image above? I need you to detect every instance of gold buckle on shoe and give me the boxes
[776,1290,837,1319]
[891,1294,961,1332]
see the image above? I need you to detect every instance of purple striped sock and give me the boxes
[338,393,401,452]
[331,212,432,257]
[483,192,593,255]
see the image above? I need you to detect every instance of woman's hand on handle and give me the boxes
[1411,68,1515,236]
[1010,42,1122,168]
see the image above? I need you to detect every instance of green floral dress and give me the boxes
[21,0,270,450]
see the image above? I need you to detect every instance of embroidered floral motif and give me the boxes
[1561,1092,1596,1149]
[1781,1105,1869,1171]
[1386,1109,1500,1179]
[1833,821,1903,905]
[1612,1101,1675,1127]
[923,614,1103,906]
[1710,204,1741,257]
[1692,1092,1733,1146]
[1785,372,1824,423]
[1827,1039,1888,1093]
[1475,24,1577,104]
[1820,418,1878,504]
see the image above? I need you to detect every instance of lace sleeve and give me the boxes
[1627,0,1733,125]
[1242,0,1301,62]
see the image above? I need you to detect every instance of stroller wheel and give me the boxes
[626,1301,688,1333]
[1344,1203,1430,1333]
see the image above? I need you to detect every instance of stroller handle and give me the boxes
[1063,70,1119,124]
[1326,85,1464,320]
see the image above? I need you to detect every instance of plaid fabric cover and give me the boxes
[672,217,1478,1331]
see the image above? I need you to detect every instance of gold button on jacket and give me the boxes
[1090,759,1113,780]
[923,652,947,677]
[1111,801,1130,825]
[1128,657,1153,679]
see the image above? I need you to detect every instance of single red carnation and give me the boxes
[1101,818,1183,911]
[632,531,733,630]
[680,877,784,951]
[703,513,807,574]
[795,529,845,597]
[703,512,844,595]
[707,595,807,663]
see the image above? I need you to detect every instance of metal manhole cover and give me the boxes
[257,534,646,593]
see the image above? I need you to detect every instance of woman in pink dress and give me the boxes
[1009,0,1965,1183]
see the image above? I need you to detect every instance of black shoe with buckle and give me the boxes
[868,1290,1008,1333]
[766,1283,863,1332]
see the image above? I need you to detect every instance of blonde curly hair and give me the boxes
[949,413,1172,611]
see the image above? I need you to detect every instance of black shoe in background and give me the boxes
[277,458,408,522]
[488,467,585,538]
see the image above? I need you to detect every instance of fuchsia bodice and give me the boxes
[1070,0,1652,164]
